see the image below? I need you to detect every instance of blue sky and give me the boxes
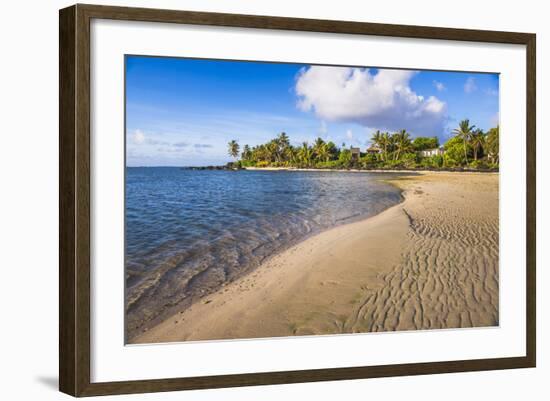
[126,55,499,166]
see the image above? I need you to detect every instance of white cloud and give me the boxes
[295,66,447,136]
[128,130,215,154]
[132,129,146,144]
[433,80,446,91]
[346,129,353,140]
[319,120,328,135]
[485,88,499,96]
[464,77,477,93]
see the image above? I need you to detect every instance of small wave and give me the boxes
[125,169,403,339]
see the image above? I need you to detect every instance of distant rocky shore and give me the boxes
[180,162,242,171]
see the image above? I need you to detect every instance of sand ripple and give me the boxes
[346,175,499,332]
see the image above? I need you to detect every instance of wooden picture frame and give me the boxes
[59,3,536,397]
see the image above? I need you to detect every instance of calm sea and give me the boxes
[125,168,404,337]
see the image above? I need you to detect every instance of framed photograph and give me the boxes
[59,4,536,397]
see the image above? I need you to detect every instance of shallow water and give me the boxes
[125,168,404,337]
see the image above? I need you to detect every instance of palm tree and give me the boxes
[452,119,476,164]
[313,137,326,162]
[252,144,264,162]
[280,145,292,165]
[275,132,290,162]
[267,140,280,163]
[470,129,485,161]
[258,144,269,162]
[298,142,312,167]
[317,144,330,162]
[486,126,499,164]
[393,129,412,160]
[380,132,391,161]
[241,144,251,161]
[285,146,299,165]
[371,130,382,148]
[325,141,338,160]
[227,140,240,159]
[277,132,290,148]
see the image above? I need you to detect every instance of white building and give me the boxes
[420,147,445,157]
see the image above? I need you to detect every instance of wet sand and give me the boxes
[132,172,499,344]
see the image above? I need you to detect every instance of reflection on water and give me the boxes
[125,168,404,338]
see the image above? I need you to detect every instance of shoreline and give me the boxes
[126,181,405,342]
[242,166,498,174]
[125,174,405,341]
[132,171,499,344]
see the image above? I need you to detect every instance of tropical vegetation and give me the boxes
[227,120,499,171]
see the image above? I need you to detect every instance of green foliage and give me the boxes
[470,129,486,160]
[325,141,338,159]
[486,126,499,164]
[241,144,252,161]
[315,160,343,169]
[382,159,405,169]
[443,154,458,168]
[239,159,256,167]
[401,153,419,168]
[444,135,473,166]
[468,160,491,170]
[359,154,380,169]
[226,160,240,168]
[412,136,439,151]
[393,130,413,160]
[297,142,313,167]
[420,155,444,168]
[338,149,352,166]
[452,119,476,164]
[232,121,498,171]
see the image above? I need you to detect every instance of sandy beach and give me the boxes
[132,172,499,344]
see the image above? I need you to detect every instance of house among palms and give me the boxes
[350,147,361,161]
[420,146,445,157]
[366,145,382,154]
